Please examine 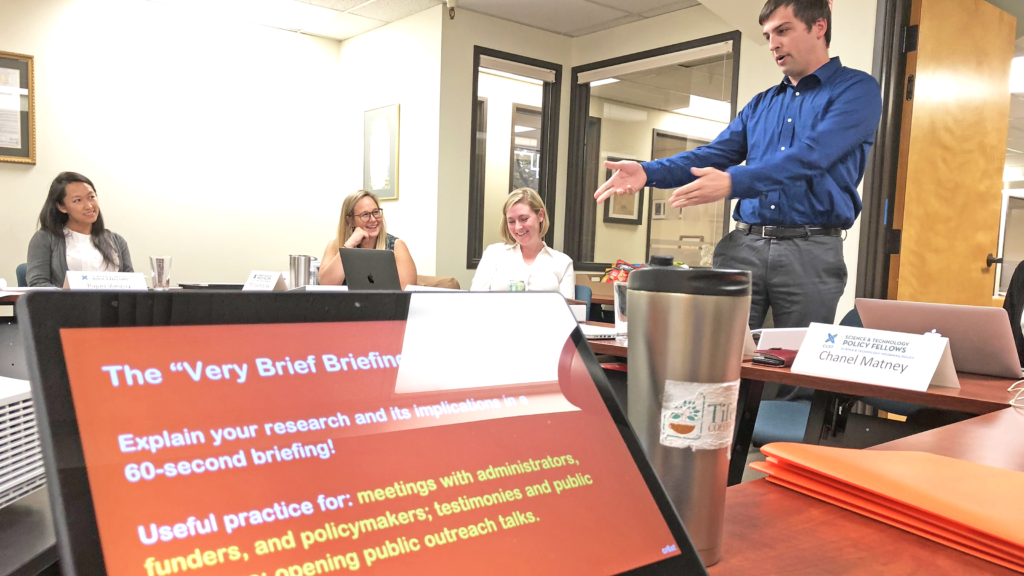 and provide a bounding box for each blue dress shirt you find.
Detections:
[641,57,882,229]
